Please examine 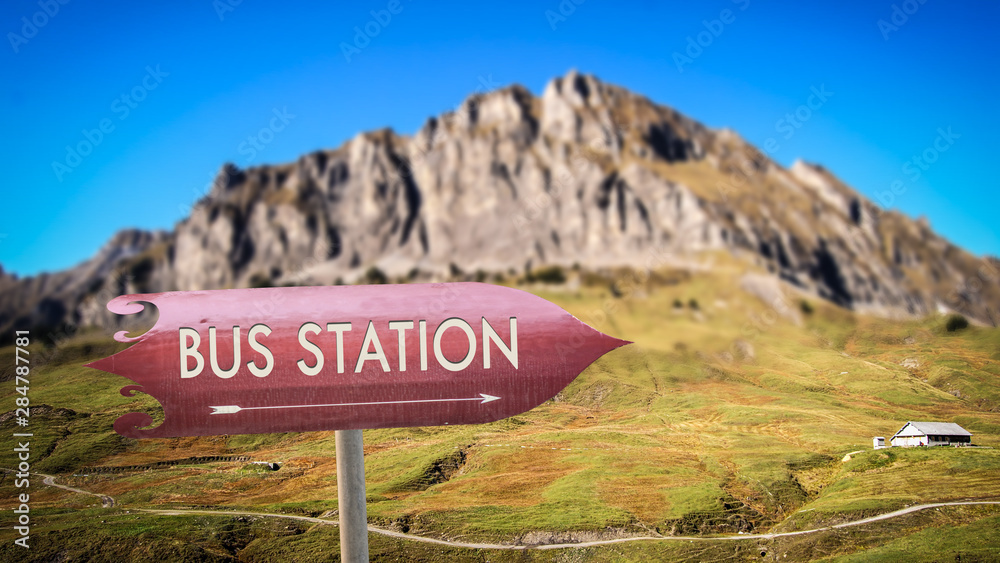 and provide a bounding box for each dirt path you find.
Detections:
[138,501,1000,550]
[2,468,114,508]
[41,474,115,508]
[32,471,1000,550]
